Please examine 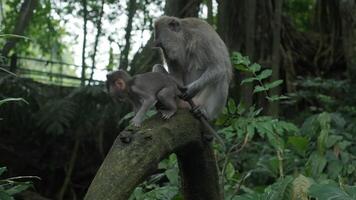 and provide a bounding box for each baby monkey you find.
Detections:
[106,70,181,127]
